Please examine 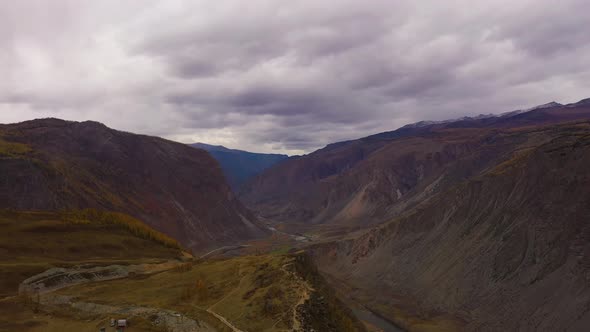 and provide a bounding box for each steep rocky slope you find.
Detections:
[191,143,288,190]
[241,99,590,229]
[311,122,590,331]
[241,99,590,331]
[0,119,267,250]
